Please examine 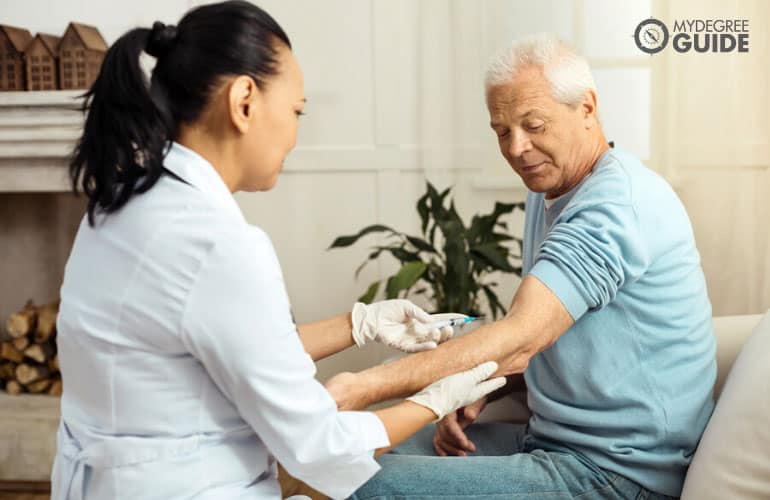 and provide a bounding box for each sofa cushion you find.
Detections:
[681,309,770,499]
